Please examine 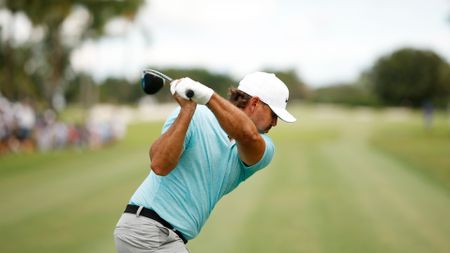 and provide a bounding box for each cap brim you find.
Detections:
[270,106,296,123]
